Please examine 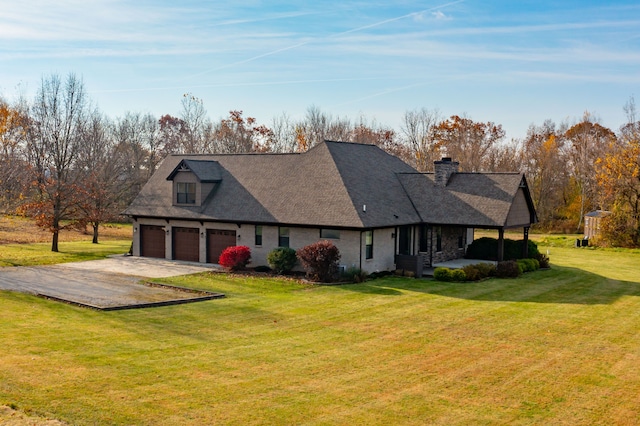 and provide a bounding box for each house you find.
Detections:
[124,141,537,274]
